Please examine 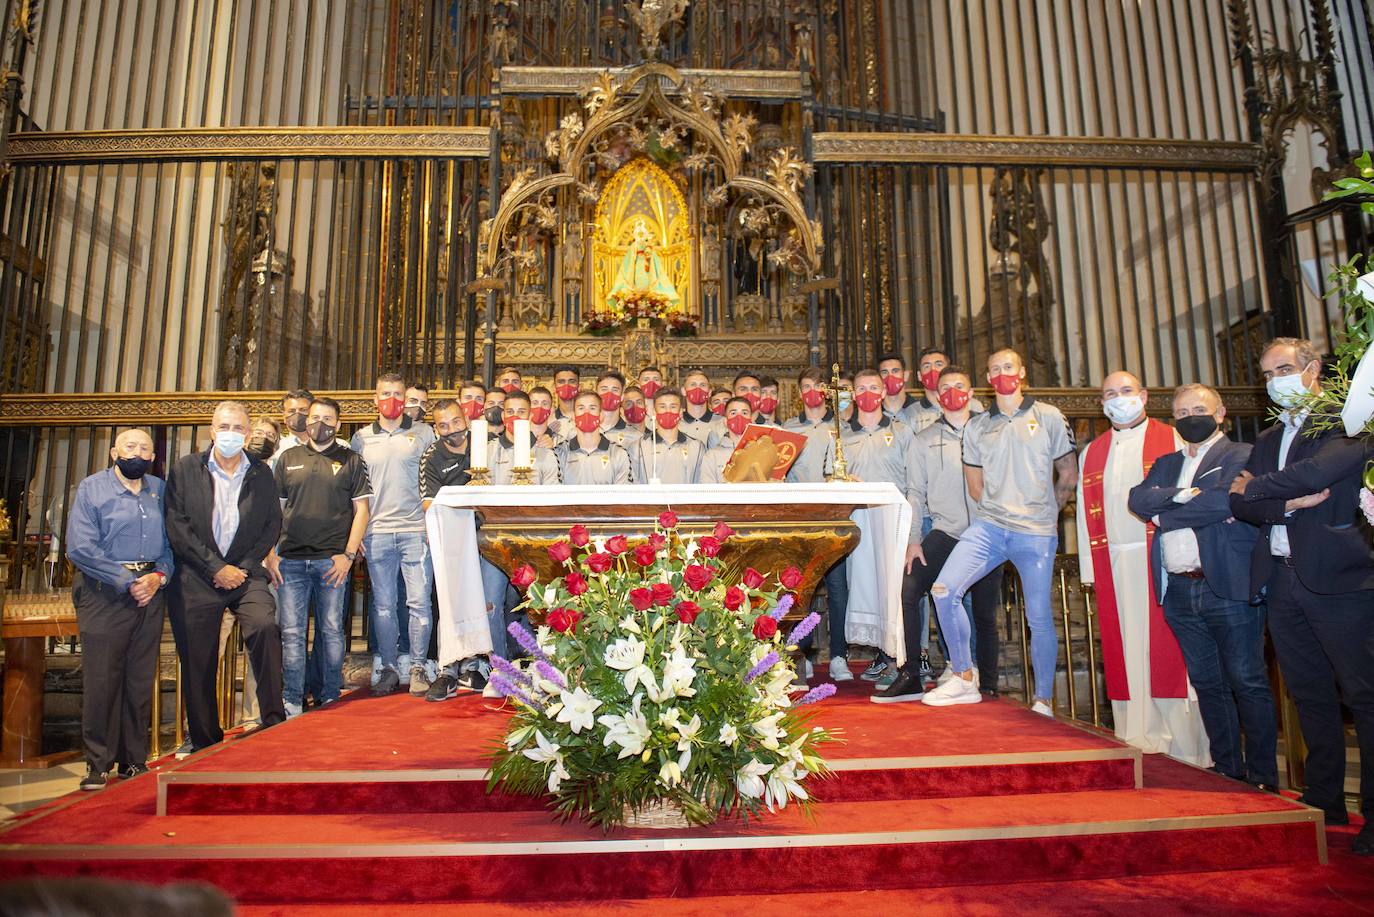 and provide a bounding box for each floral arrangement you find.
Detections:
[486,513,836,829]
[580,291,698,336]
